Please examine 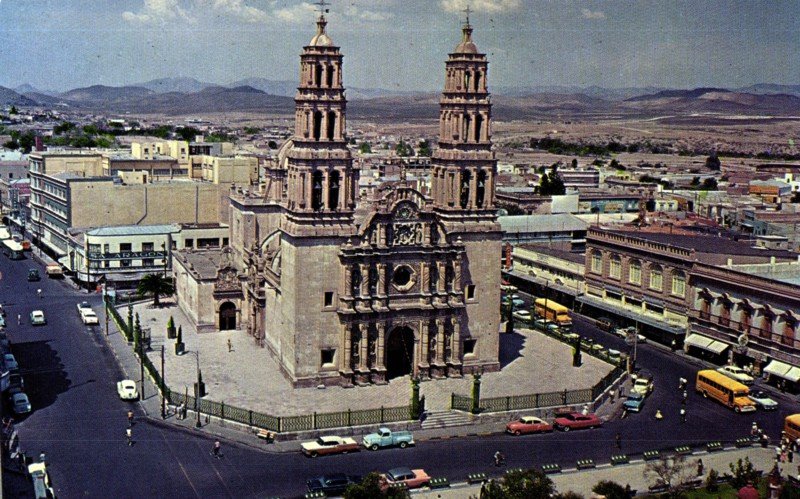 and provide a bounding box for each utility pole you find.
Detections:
[160,345,166,419]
